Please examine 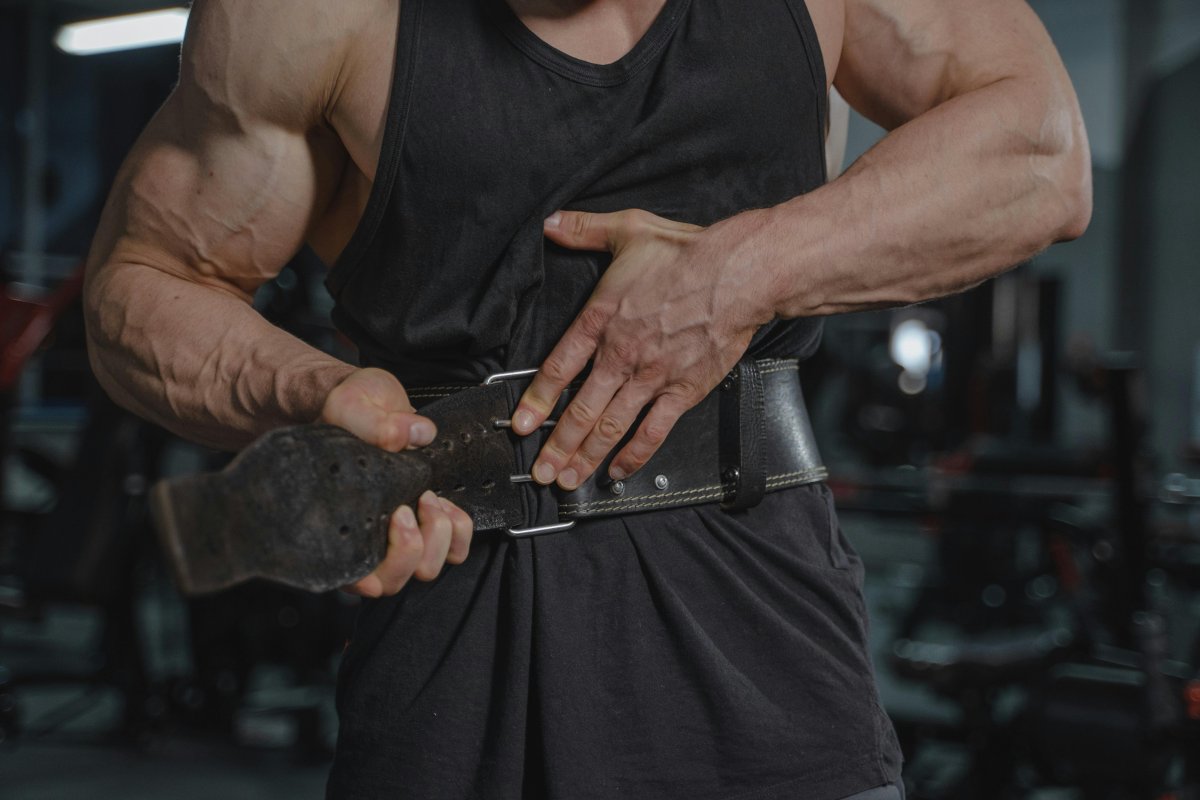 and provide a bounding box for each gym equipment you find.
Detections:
[882,357,1200,799]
